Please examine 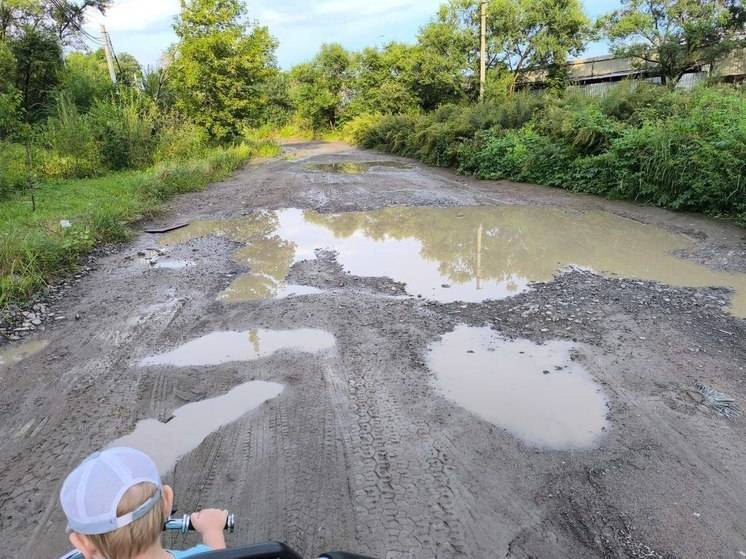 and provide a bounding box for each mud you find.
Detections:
[304,161,412,174]
[1,142,745,559]
[427,325,608,449]
[0,339,48,368]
